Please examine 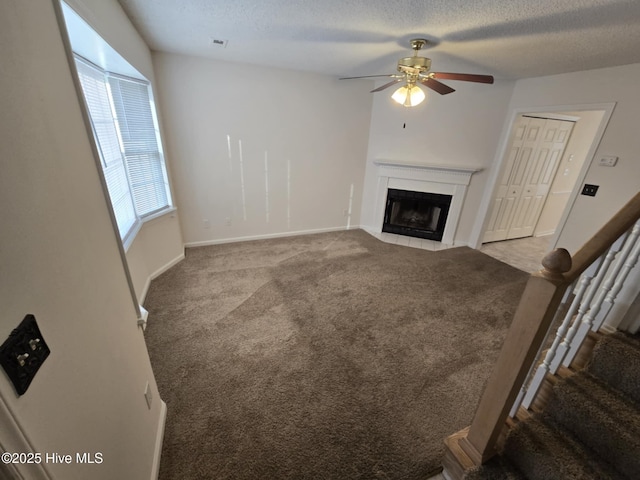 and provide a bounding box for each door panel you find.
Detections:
[484,116,541,242]
[484,116,575,243]
[507,119,574,239]
[483,126,526,242]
